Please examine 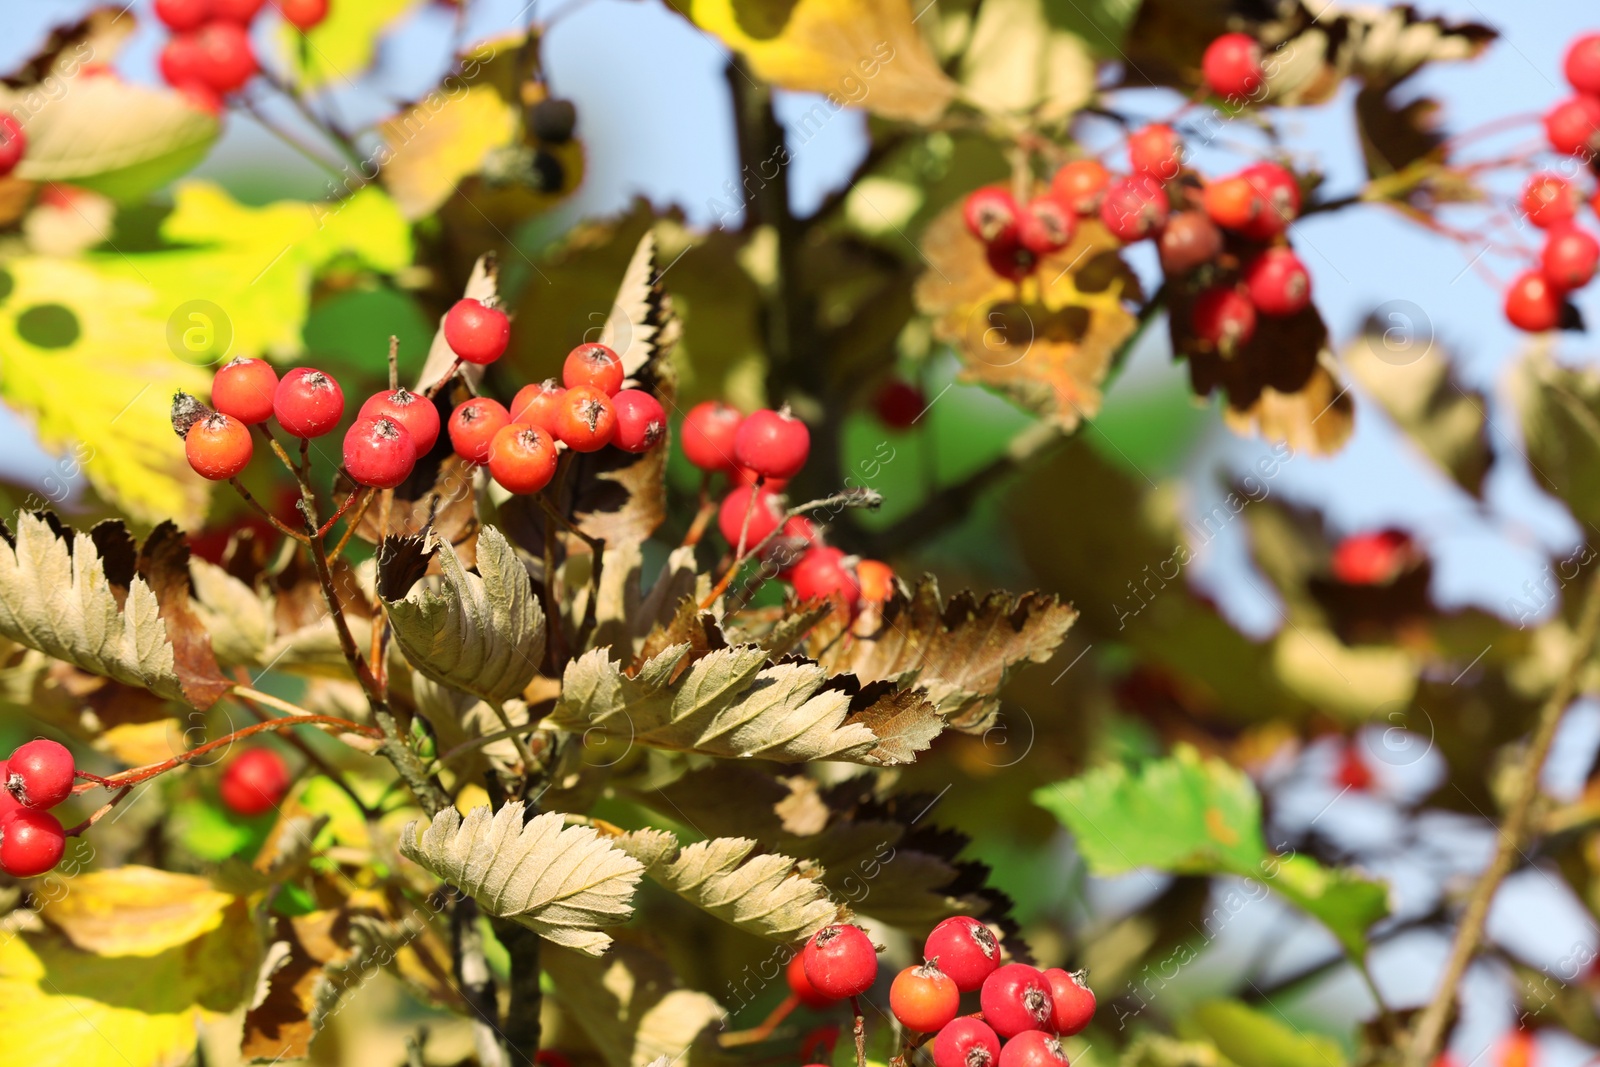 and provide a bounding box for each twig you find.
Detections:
[230,478,310,544]
[850,995,868,1067]
[231,671,375,817]
[1405,565,1600,1067]
[492,919,544,1067]
[492,701,541,773]
[453,894,508,1067]
[330,489,377,559]
[63,785,131,836]
[317,485,367,539]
